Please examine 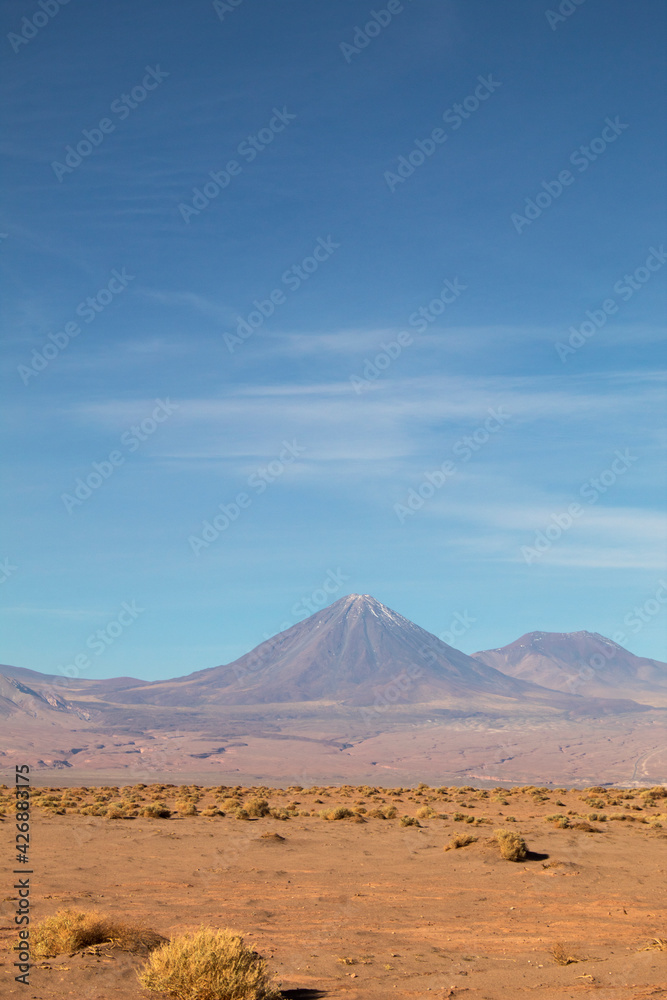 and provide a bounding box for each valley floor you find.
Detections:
[1,783,666,999]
